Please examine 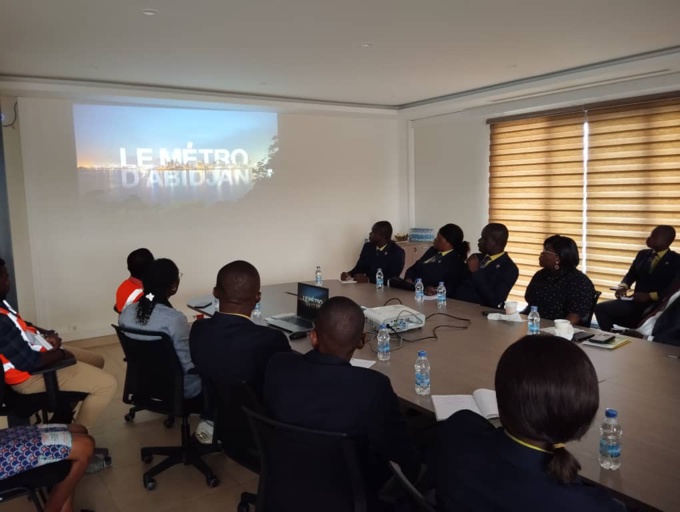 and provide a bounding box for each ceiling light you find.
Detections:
[361,43,373,48]
[141,9,158,16]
